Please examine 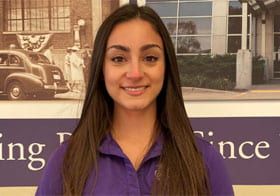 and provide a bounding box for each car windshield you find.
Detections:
[28,54,51,64]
